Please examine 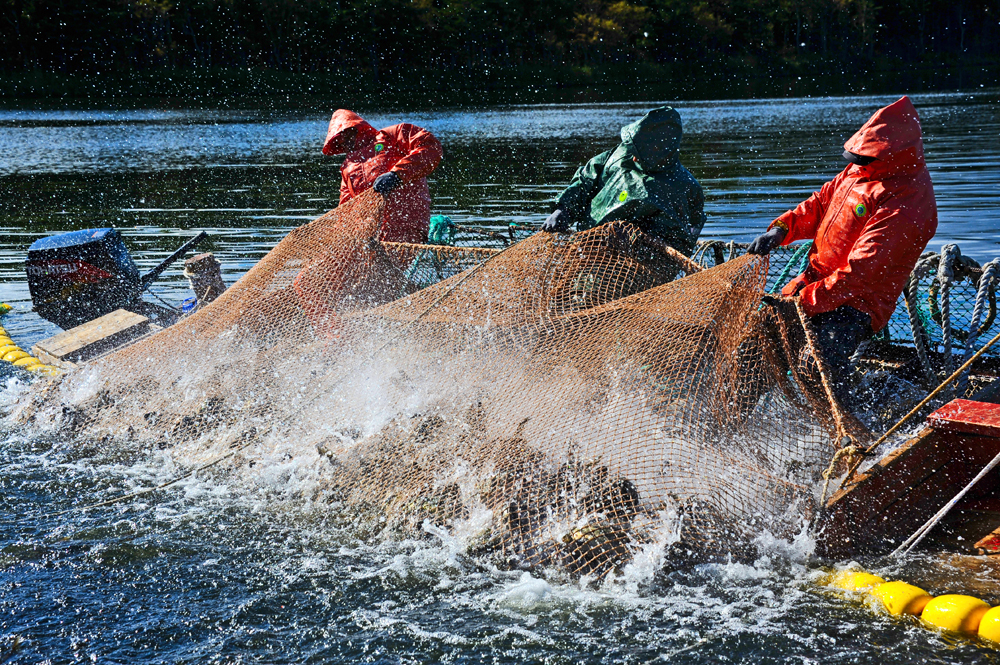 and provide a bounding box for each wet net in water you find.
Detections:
[20,192,854,577]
